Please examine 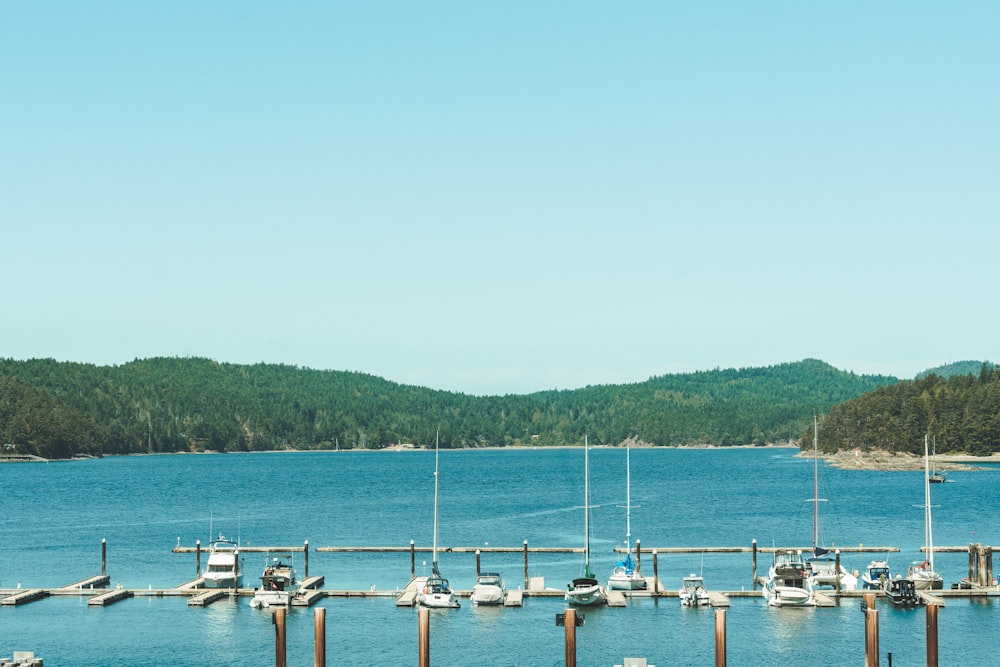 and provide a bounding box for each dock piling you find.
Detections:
[418,606,429,667]
[751,540,757,588]
[314,607,326,667]
[652,550,659,598]
[475,549,481,577]
[523,540,529,590]
[305,540,310,579]
[102,538,107,577]
[563,608,578,667]
[273,607,286,667]
[635,539,641,574]
[835,550,842,595]
[714,609,726,667]
[864,593,879,667]
[926,603,938,667]
[410,540,416,579]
